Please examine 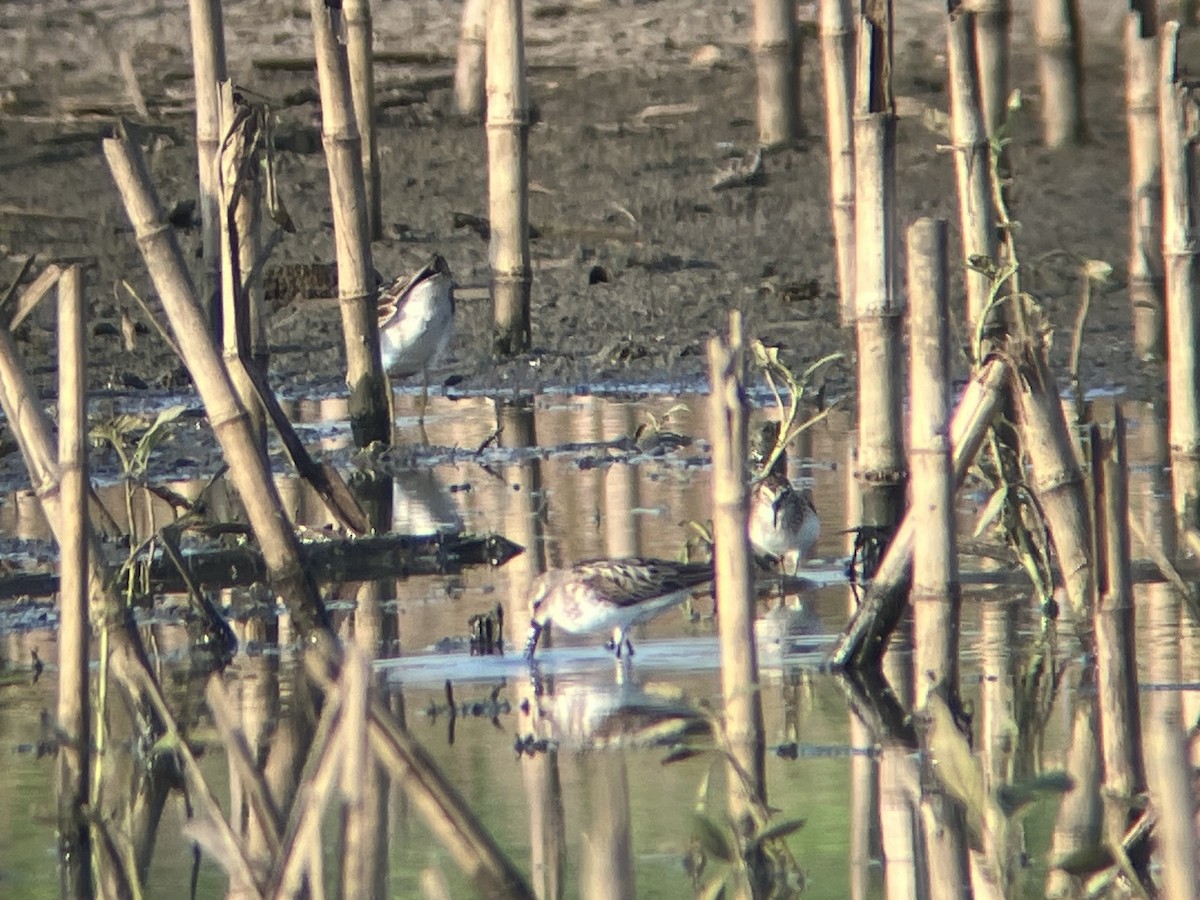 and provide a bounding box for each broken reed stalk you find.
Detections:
[707,312,768,876]
[1032,0,1085,146]
[963,0,1010,134]
[831,357,1008,669]
[1125,3,1164,360]
[455,0,488,117]
[1011,347,1093,641]
[752,0,799,147]
[947,6,1000,337]
[310,0,390,447]
[187,0,228,336]
[1090,414,1147,852]
[103,128,330,636]
[1160,21,1200,530]
[486,0,532,356]
[908,220,959,706]
[56,264,92,900]
[853,4,905,565]
[819,0,855,327]
[218,82,267,446]
[345,0,382,240]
